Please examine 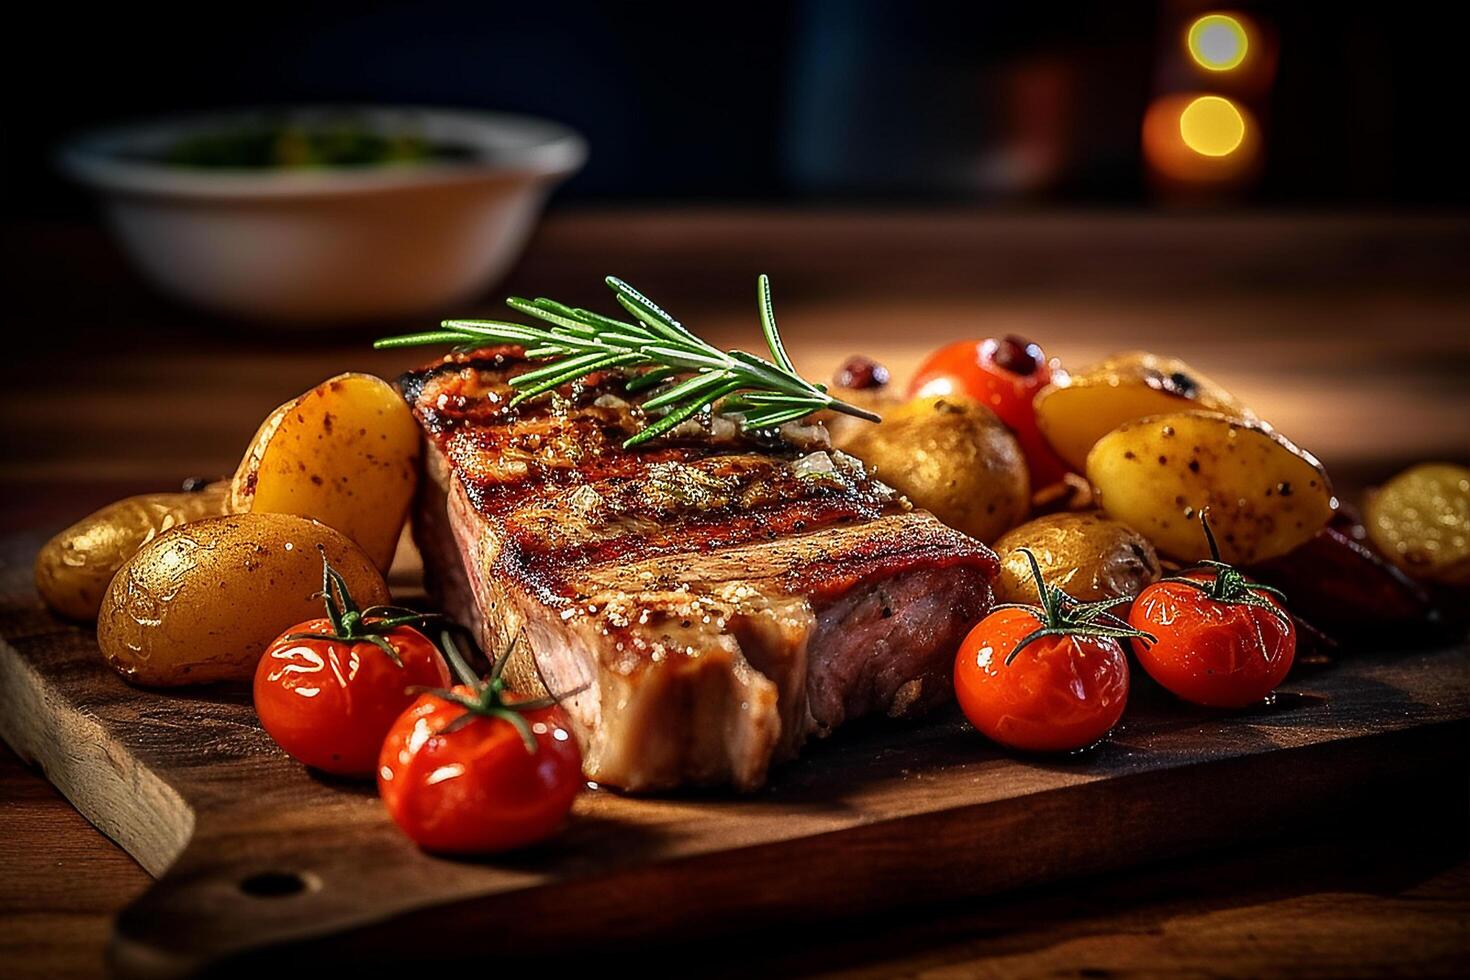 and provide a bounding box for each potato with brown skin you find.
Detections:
[34,483,230,620]
[97,514,389,686]
[993,512,1161,605]
[231,373,420,573]
[1365,463,1470,585]
[831,394,1029,543]
[1087,411,1334,565]
[1035,351,1254,472]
